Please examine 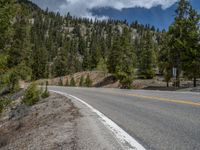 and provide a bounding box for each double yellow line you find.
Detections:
[126,93,200,106]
